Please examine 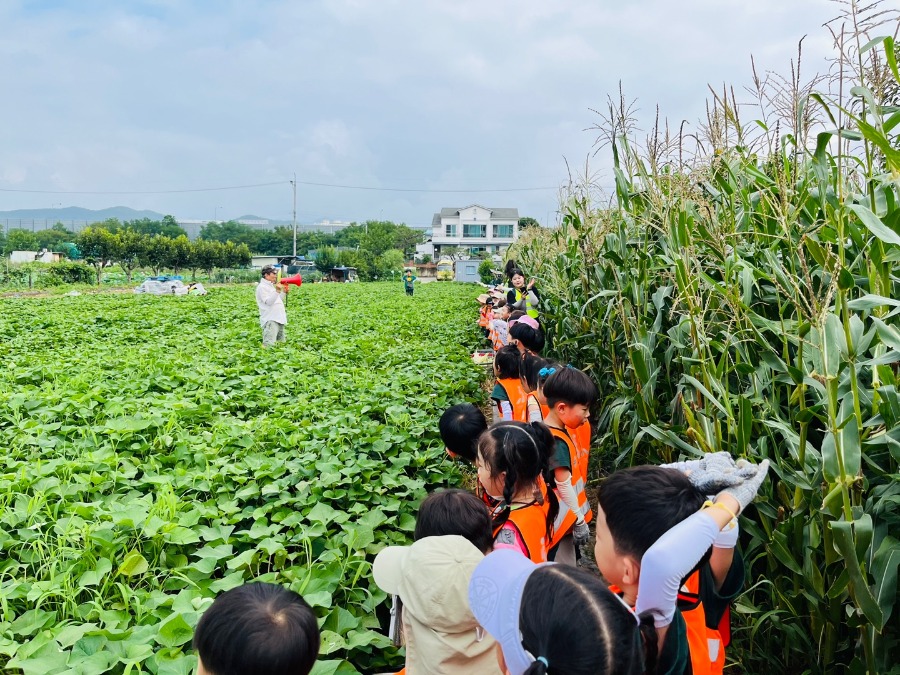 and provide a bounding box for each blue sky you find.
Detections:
[0,0,840,226]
